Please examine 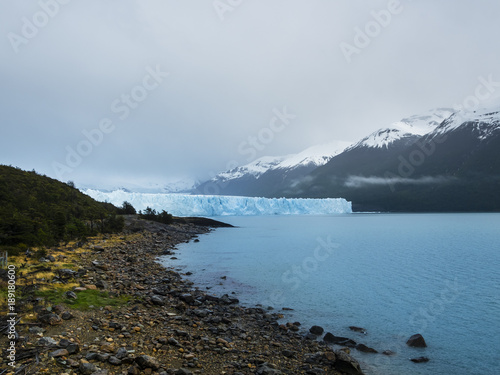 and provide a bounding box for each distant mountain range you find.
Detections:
[194,140,351,197]
[80,177,200,195]
[194,106,500,212]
